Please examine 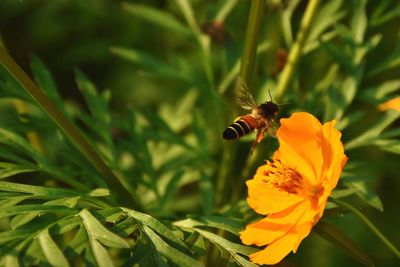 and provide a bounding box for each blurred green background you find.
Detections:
[0,0,399,266]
